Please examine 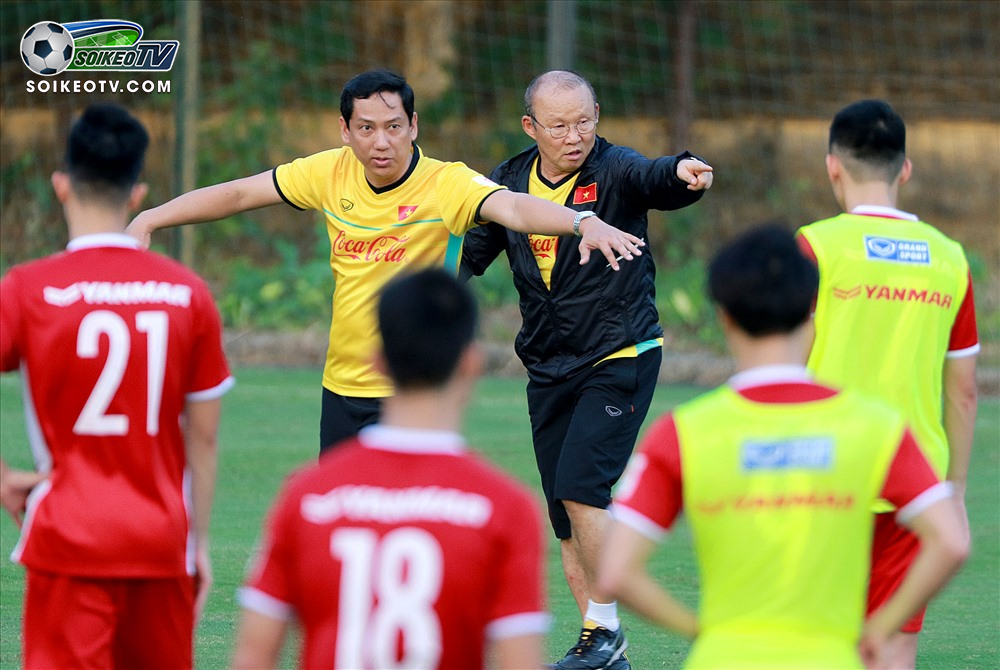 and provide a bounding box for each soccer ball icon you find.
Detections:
[21,22,74,76]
